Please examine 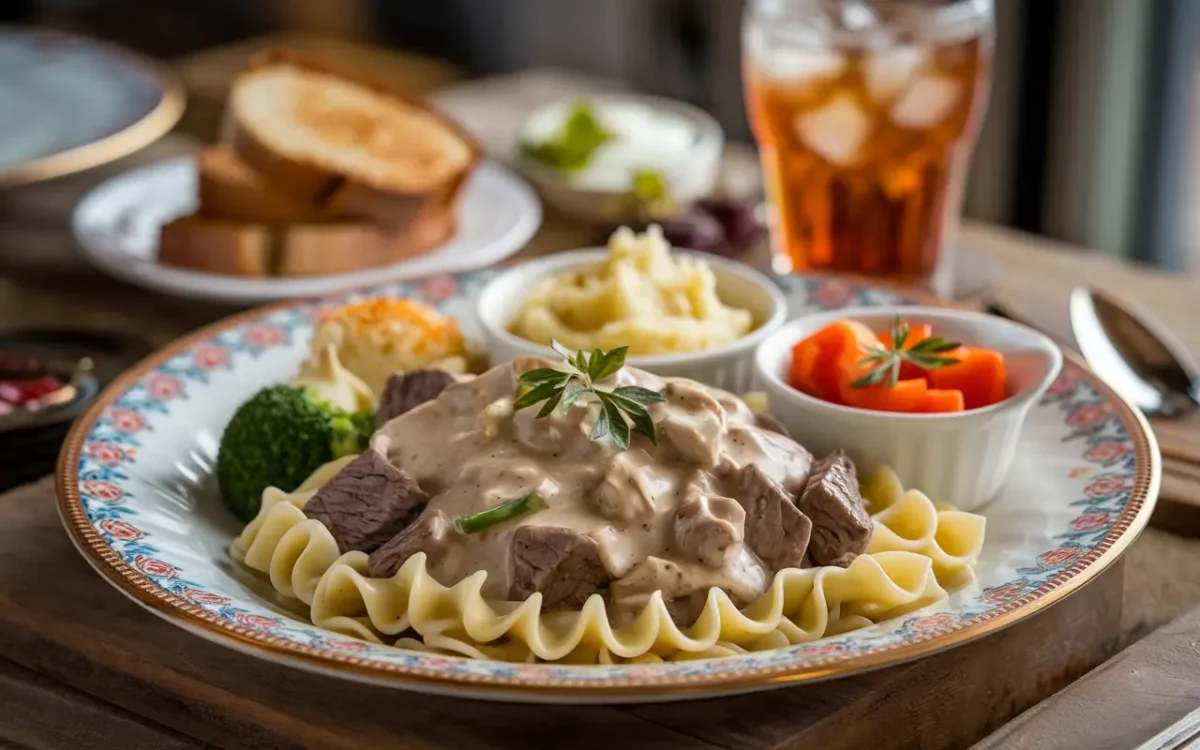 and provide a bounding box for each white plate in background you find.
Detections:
[0,26,183,187]
[71,156,543,305]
